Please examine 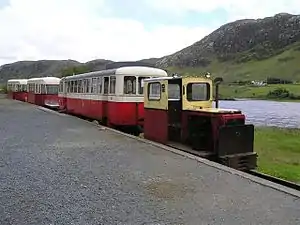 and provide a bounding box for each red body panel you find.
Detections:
[58,96,67,111]
[14,92,28,102]
[61,97,144,128]
[65,98,105,120]
[27,93,59,107]
[144,108,246,150]
[144,109,168,144]
[107,102,143,126]
[44,95,59,107]
[27,92,36,104]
